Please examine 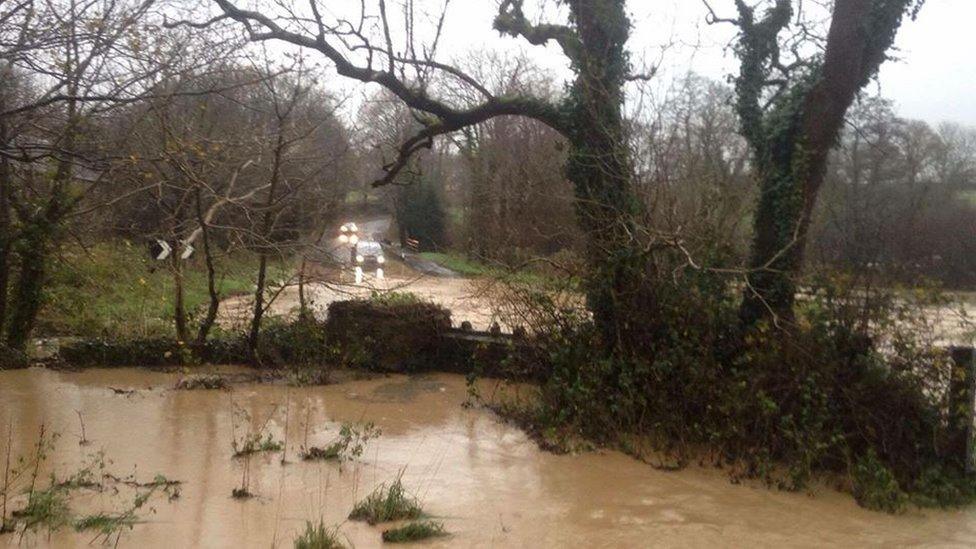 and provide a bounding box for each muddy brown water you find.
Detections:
[1,368,974,548]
